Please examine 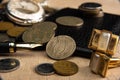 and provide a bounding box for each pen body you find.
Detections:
[0,42,16,53]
